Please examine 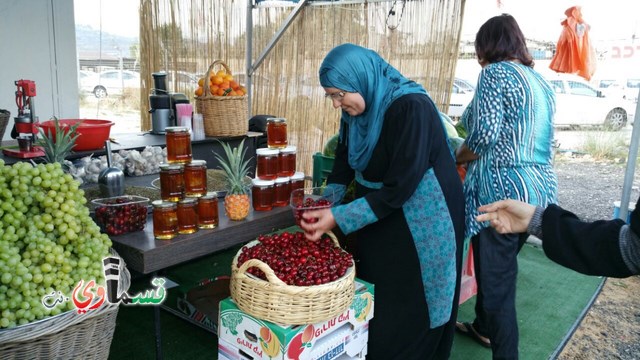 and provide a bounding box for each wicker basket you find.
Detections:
[0,250,131,360]
[230,232,356,325]
[0,109,10,140]
[195,60,248,137]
